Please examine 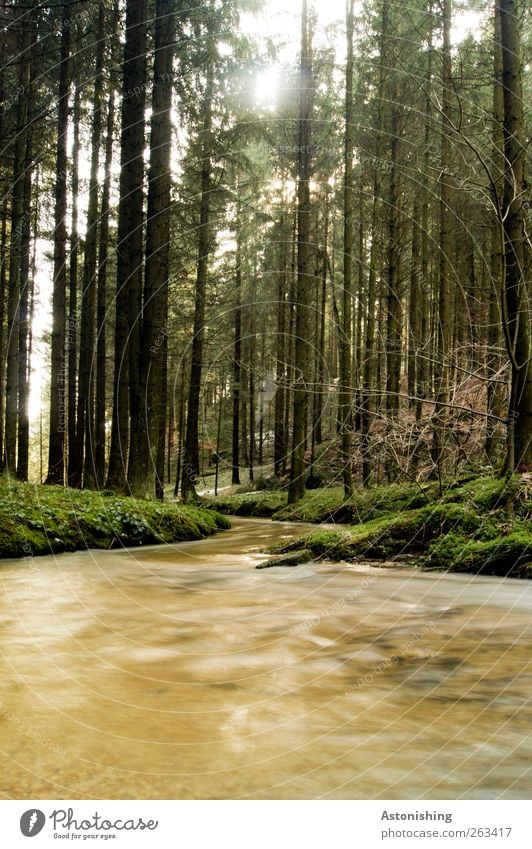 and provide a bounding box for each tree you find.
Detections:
[106,0,148,491]
[288,0,314,504]
[46,0,72,485]
[339,0,355,498]
[499,0,531,471]
[129,0,175,498]
[181,6,216,503]
[431,0,453,483]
